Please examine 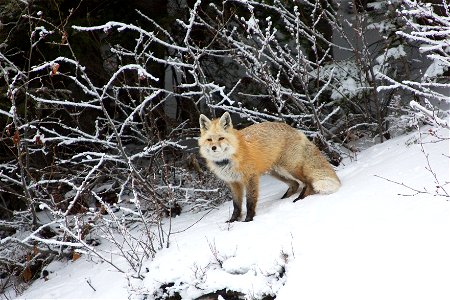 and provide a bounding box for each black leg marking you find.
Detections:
[244,177,258,222]
[227,201,241,223]
[293,186,307,202]
[244,206,255,222]
[227,182,243,222]
[270,171,299,199]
